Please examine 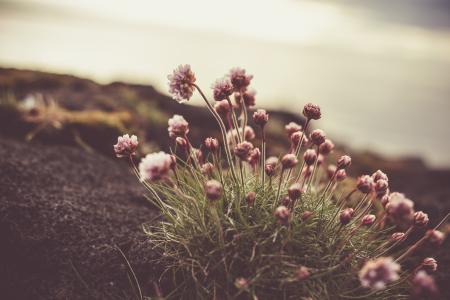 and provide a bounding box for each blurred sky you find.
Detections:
[1,0,450,167]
